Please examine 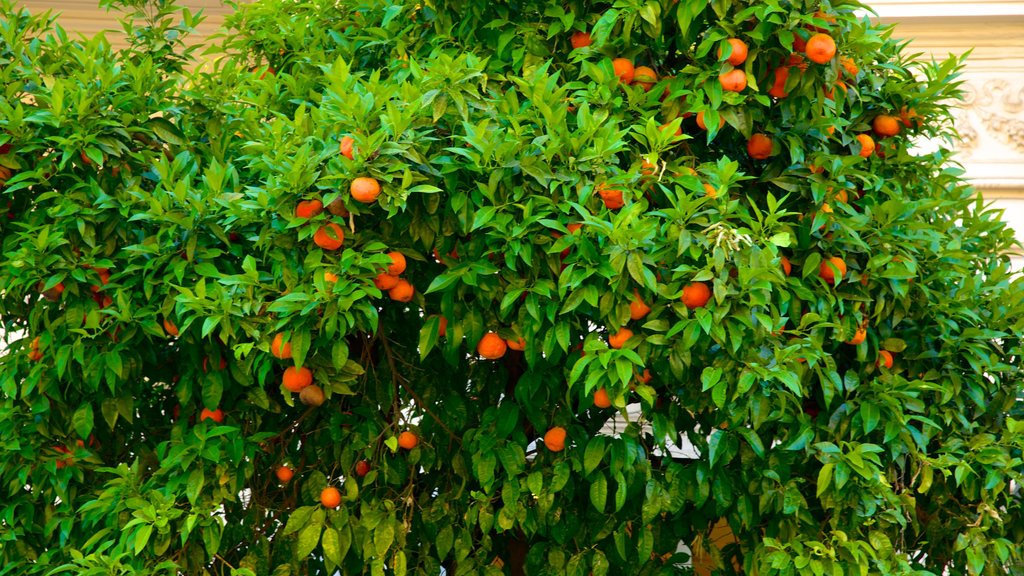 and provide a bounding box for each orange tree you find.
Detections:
[1,0,1023,574]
